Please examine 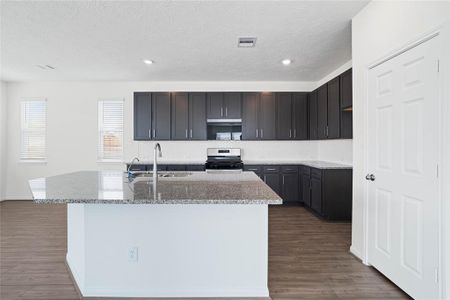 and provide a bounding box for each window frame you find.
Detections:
[19,98,47,163]
[97,98,125,163]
